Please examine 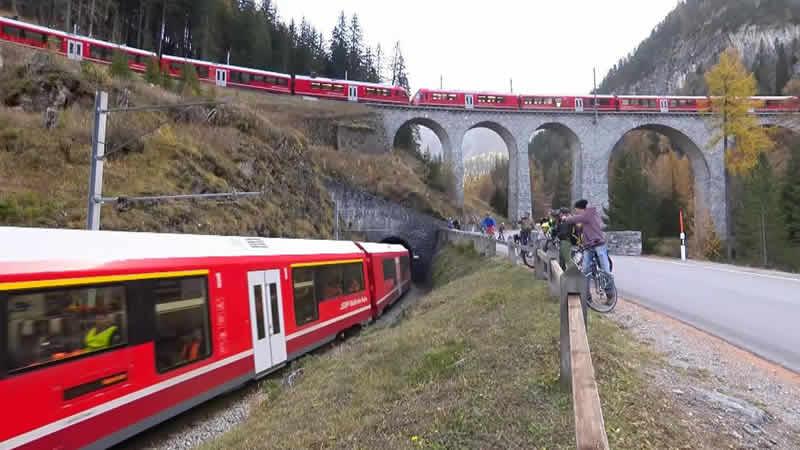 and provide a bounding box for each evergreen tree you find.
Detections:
[775,40,791,95]
[328,11,348,78]
[346,14,364,80]
[783,146,800,245]
[734,153,784,267]
[391,42,417,151]
[605,150,659,240]
[551,160,572,209]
